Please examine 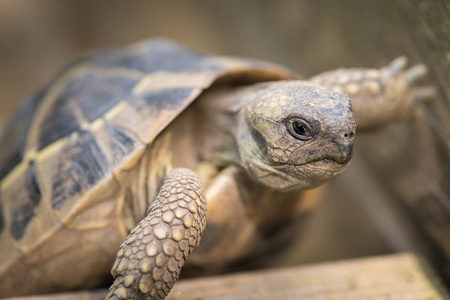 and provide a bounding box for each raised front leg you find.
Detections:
[310,57,436,130]
[106,168,207,300]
